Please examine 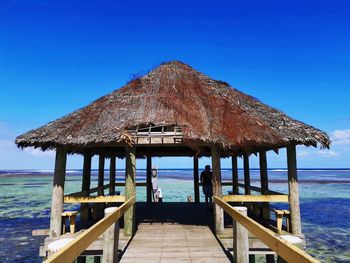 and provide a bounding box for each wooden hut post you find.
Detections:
[259,151,270,220]
[98,154,105,196]
[232,155,239,194]
[49,147,67,237]
[193,156,200,203]
[211,146,224,234]
[243,154,251,195]
[124,145,136,236]
[109,156,116,195]
[259,151,275,263]
[81,151,92,223]
[287,145,302,236]
[146,155,152,203]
